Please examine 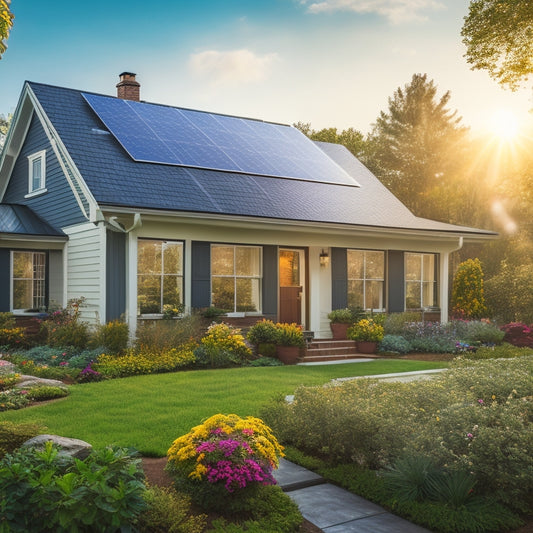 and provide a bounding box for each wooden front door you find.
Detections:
[279,249,304,325]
